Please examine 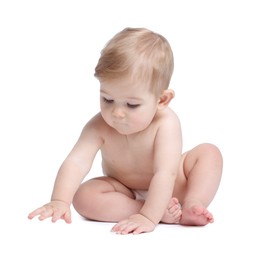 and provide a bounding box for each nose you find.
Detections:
[112,106,125,119]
